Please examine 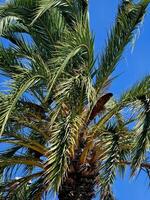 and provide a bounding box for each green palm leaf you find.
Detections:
[0,0,150,199]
